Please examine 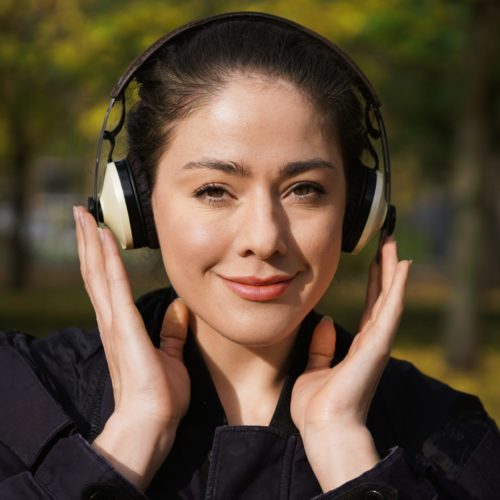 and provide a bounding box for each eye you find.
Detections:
[288,182,326,200]
[193,183,232,206]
